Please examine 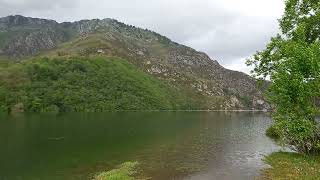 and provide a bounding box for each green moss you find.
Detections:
[262,152,320,180]
[94,162,139,180]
